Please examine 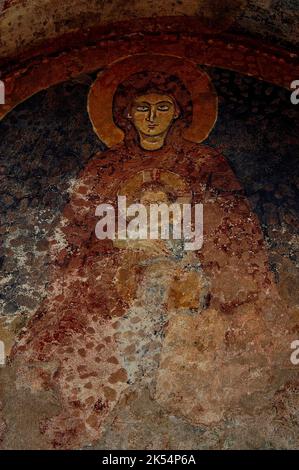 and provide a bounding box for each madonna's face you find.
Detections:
[129,93,178,137]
